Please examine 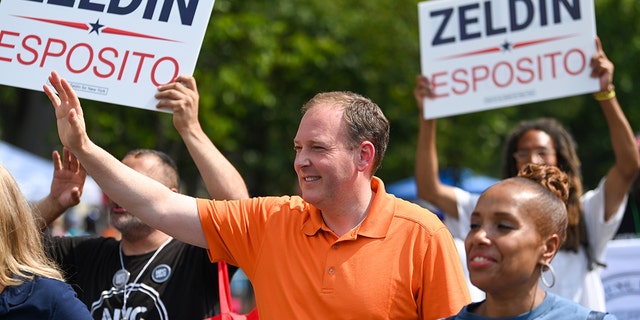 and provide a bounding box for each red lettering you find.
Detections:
[564,48,586,76]
[131,52,154,83]
[95,47,117,78]
[427,48,588,97]
[0,30,182,86]
[67,43,93,73]
[516,57,534,84]
[537,55,543,81]
[117,51,131,81]
[17,35,41,65]
[492,61,513,88]
[40,38,67,67]
[0,30,19,62]
[542,51,562,79]
[451,69,469,95]
[430,71,450,98]
[471,65,489,91]
[151,57,179,86]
